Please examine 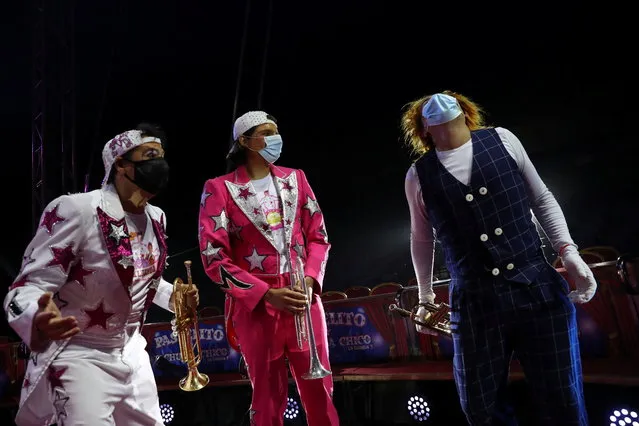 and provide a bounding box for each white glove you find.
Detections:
[415,291,437,336]
[561,249,597,303]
